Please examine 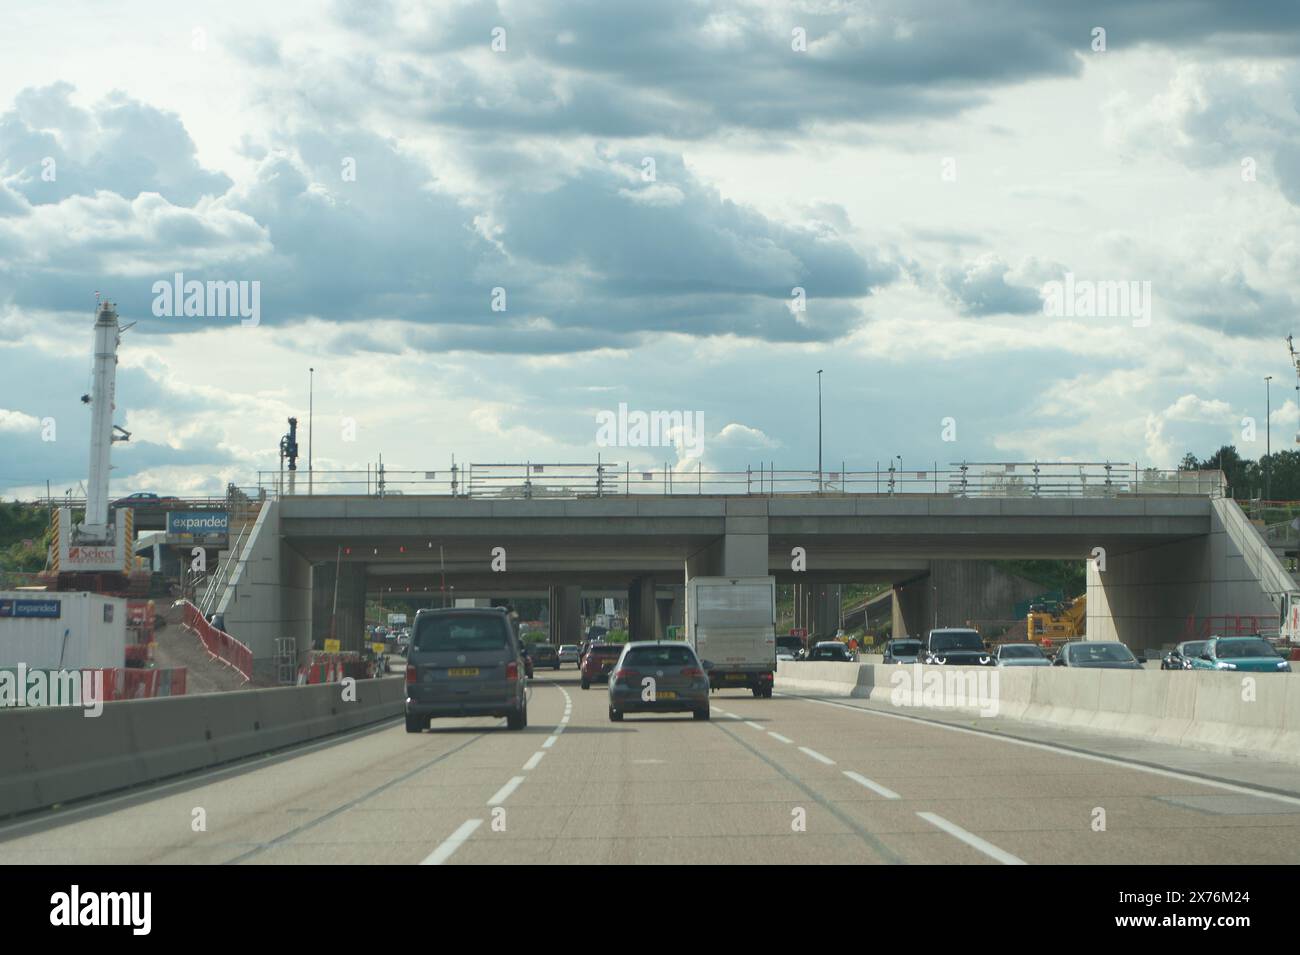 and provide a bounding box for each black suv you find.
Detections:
[921,628,995,666]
